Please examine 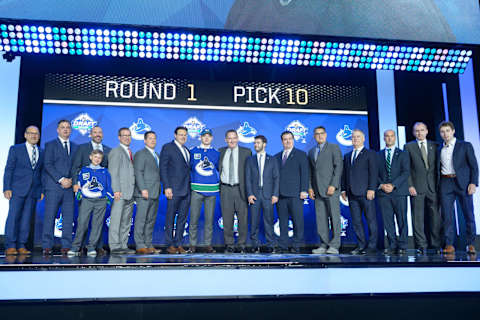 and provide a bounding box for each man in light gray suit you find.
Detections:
[404,122,441,254]
[133,131,161,255]
[308,126,343,254]
[108,127,135,254]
